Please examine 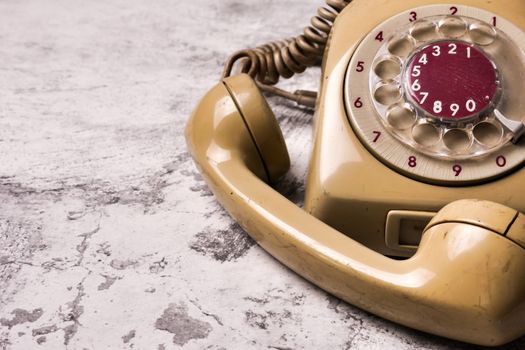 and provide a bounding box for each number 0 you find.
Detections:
[496,155,507,167]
